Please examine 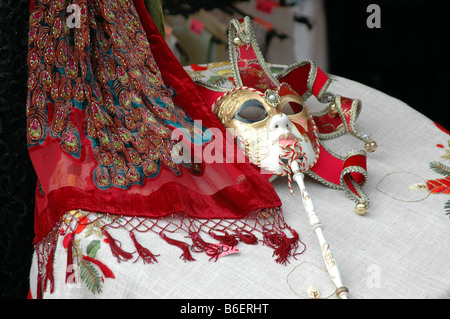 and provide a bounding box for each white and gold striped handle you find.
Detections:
[291,161,349,299]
